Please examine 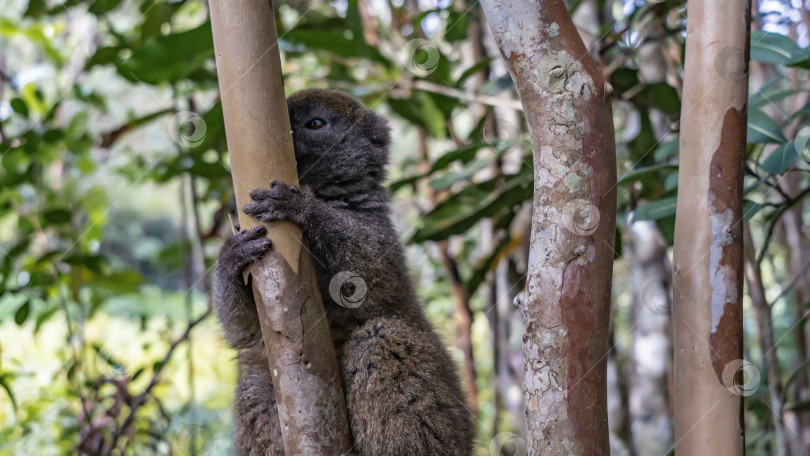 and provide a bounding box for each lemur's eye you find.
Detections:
[305,118,327,130]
